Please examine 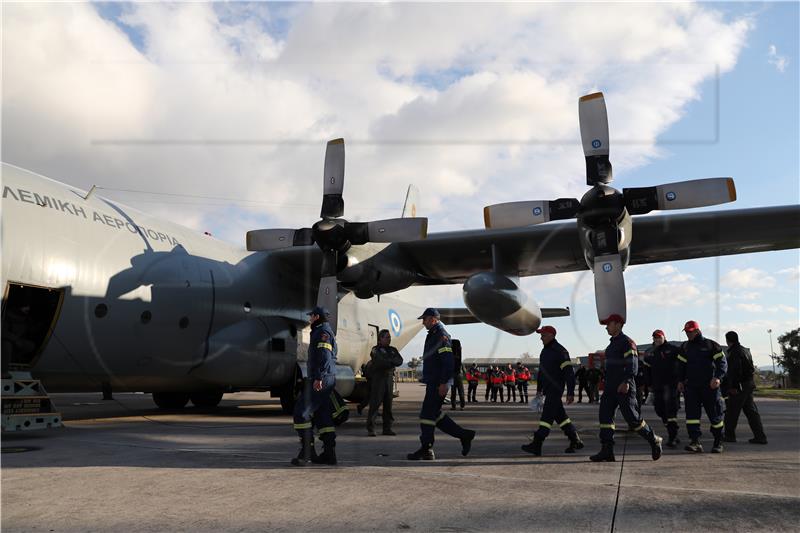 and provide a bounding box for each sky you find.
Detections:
[2,1,798,367]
